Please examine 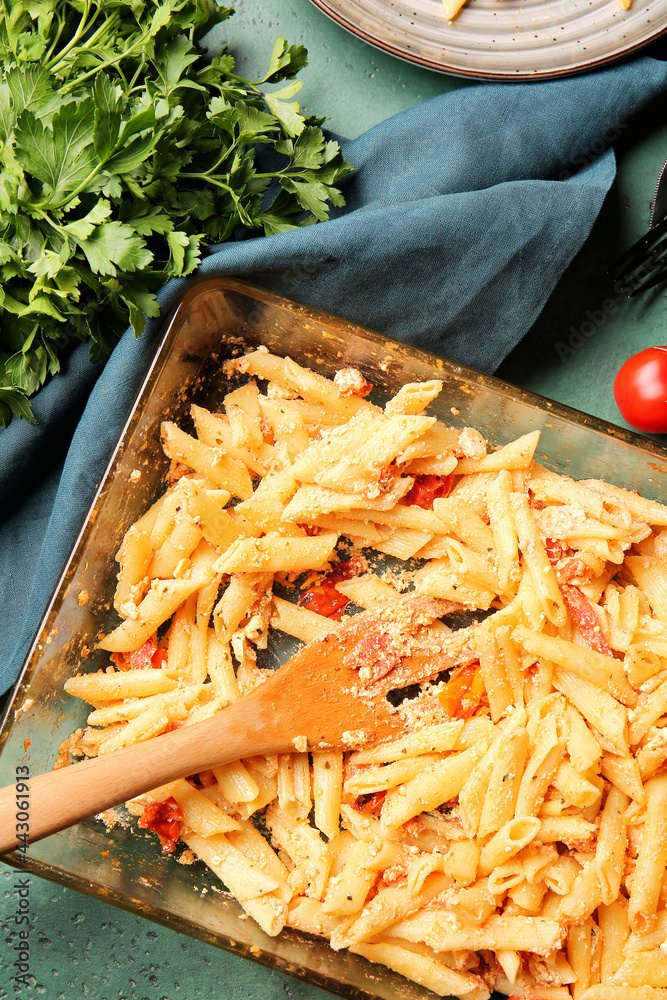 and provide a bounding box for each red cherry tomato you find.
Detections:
[614,347,667,433]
